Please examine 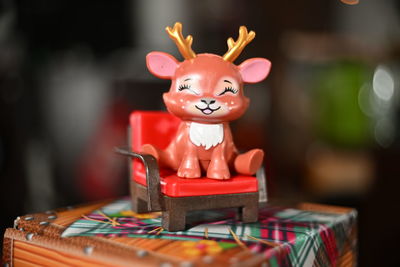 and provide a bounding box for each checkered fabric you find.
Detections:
[62,198,357,266]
